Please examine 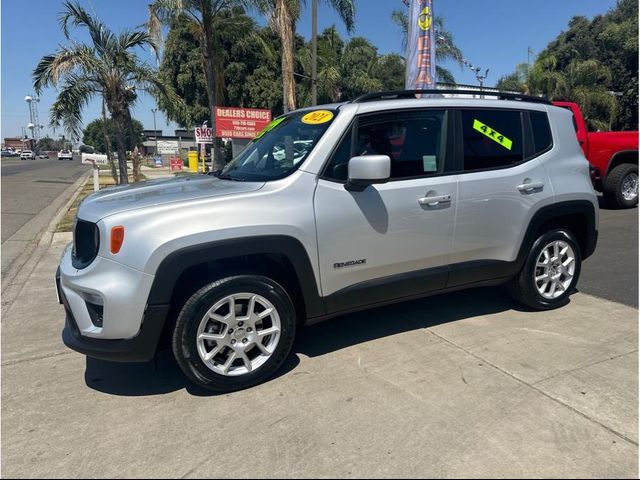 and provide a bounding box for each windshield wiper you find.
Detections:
[212,170,244,182]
